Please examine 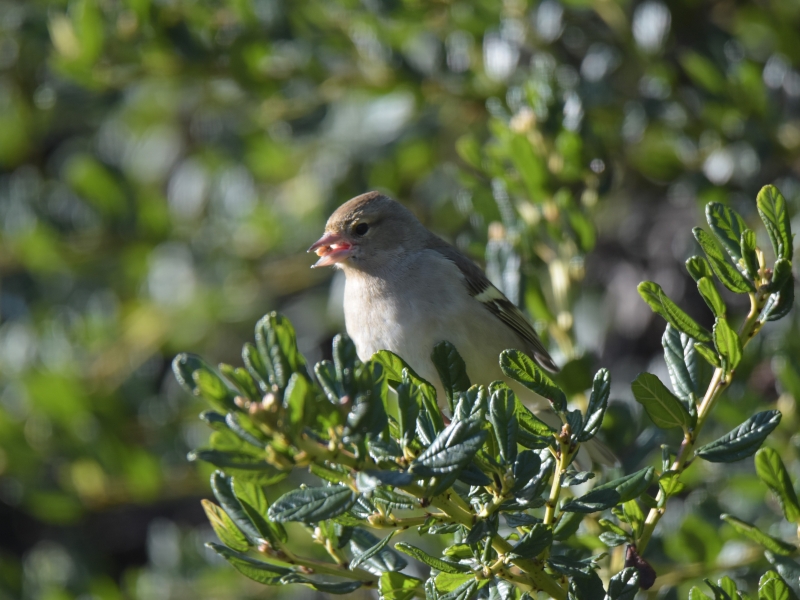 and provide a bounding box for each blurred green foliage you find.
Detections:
[0,0,799,598]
